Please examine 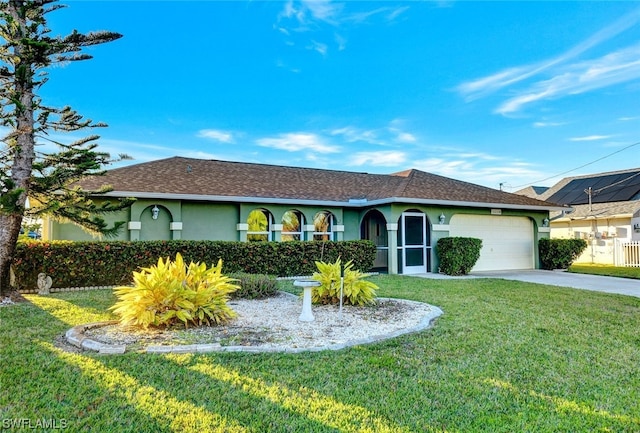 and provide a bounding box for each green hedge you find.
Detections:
[436,237,482,276]
[12,240,376,290]
[539,238,588,270]
[229,273,279,299]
